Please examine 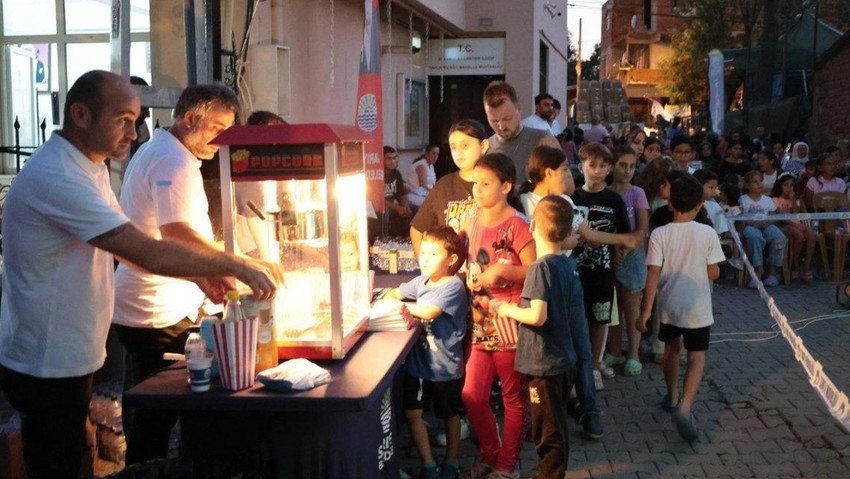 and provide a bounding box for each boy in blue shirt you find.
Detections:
[386,226,469,479]
[491,195,582,478]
